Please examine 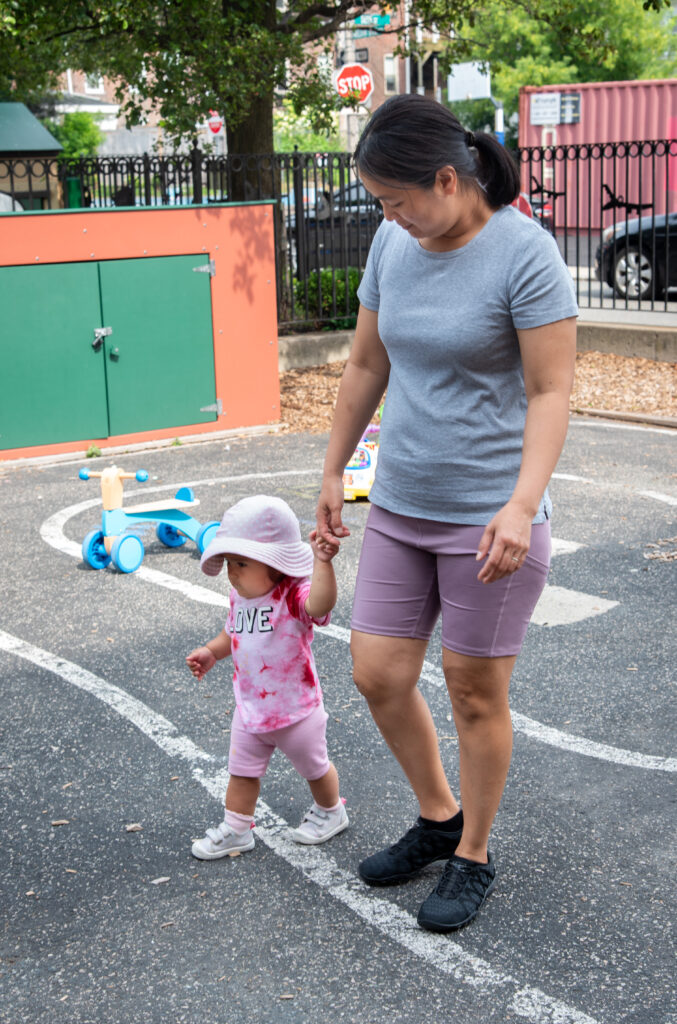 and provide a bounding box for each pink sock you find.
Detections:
[225,809,255,834]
